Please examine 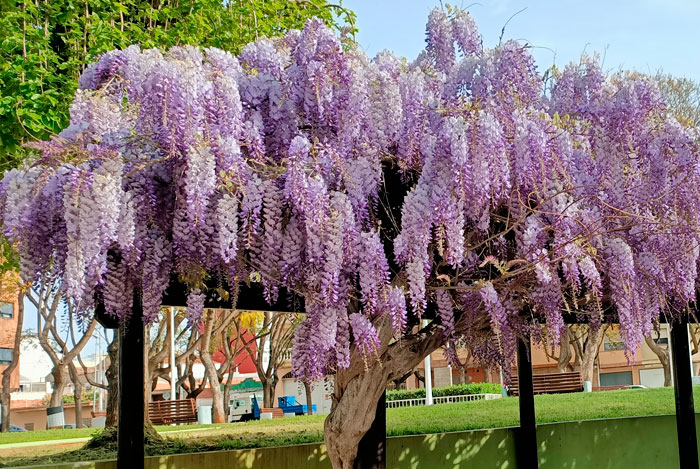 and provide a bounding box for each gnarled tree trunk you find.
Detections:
[324,316,451,469]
